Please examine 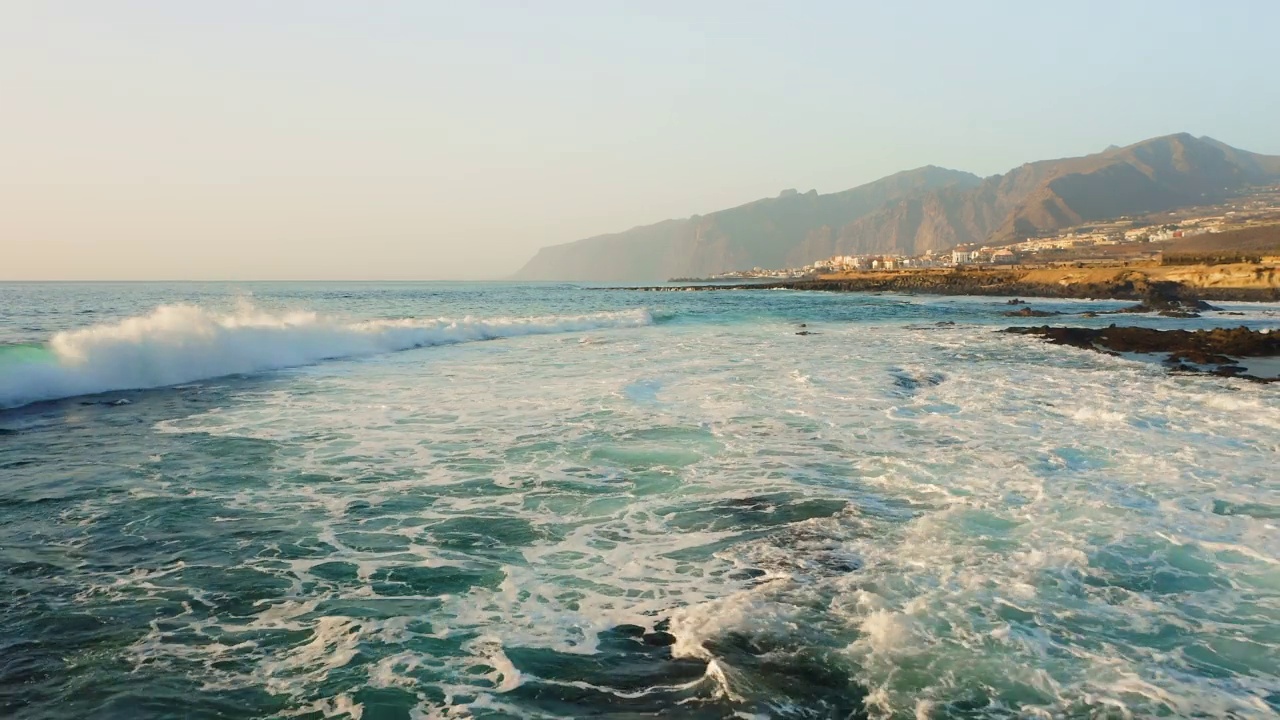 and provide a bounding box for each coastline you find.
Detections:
[622,263,1280,382]
[620,264,1280,303]
[1005,324,1280,383]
